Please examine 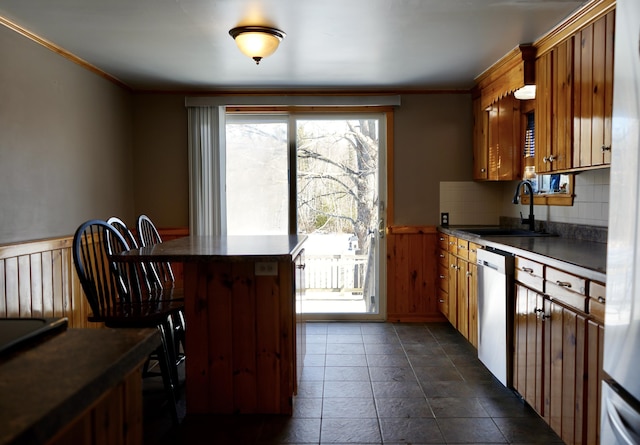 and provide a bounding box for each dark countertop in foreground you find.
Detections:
[440,226,607,282]
[0,328,160,445]
[117,234,308,262]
